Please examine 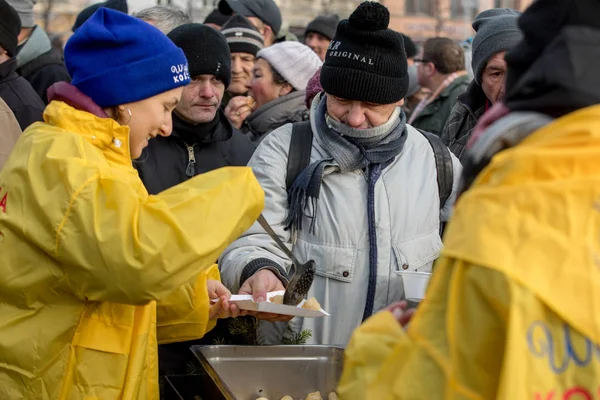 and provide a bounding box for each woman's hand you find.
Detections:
[207,280,241,320]
[385,301,416,327]
[224,96,253,129]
